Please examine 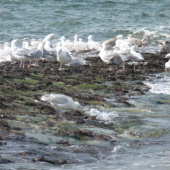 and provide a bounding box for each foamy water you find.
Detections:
[144,73,170,95]
[85,108,119,121]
